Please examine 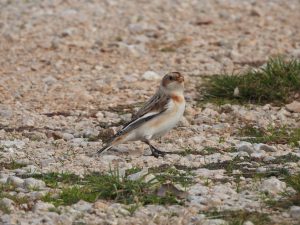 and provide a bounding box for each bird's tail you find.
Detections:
[97,136,124,154]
